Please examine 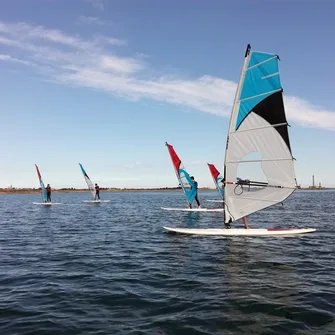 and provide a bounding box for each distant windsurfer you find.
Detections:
[95,183,100,200]
[46,184,51,202]
[221,178,250,229]
[189,176,201,208]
